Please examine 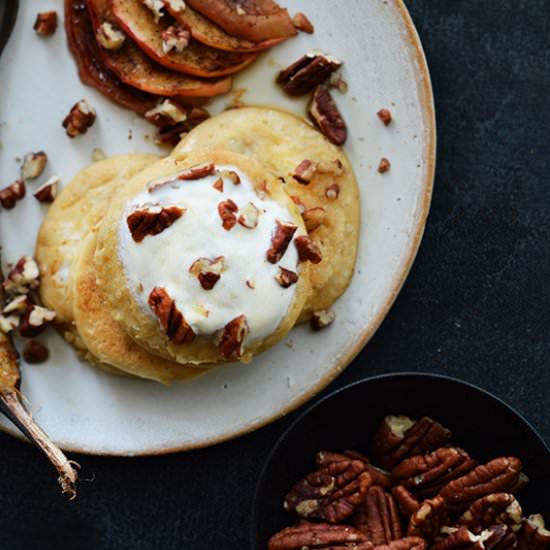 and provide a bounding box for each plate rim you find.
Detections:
[0,0,436,456]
